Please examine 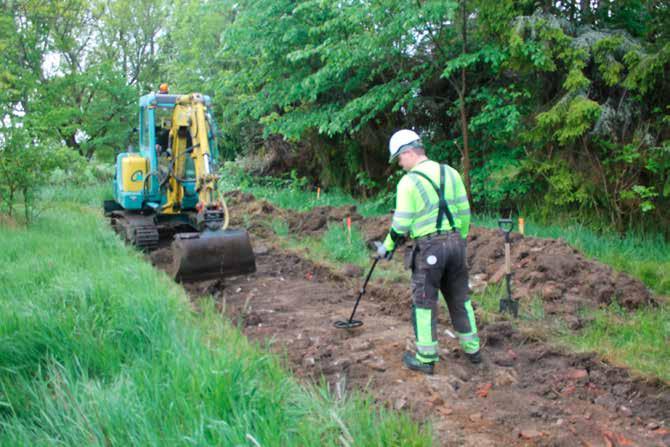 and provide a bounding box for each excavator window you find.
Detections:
[140,106,150,149]
[154,107,172,153]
